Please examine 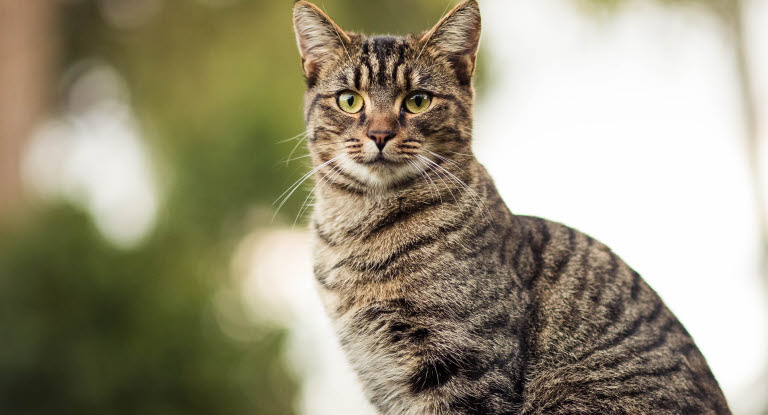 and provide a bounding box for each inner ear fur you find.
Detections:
[293,1,350,82]
[421,0,481,84]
